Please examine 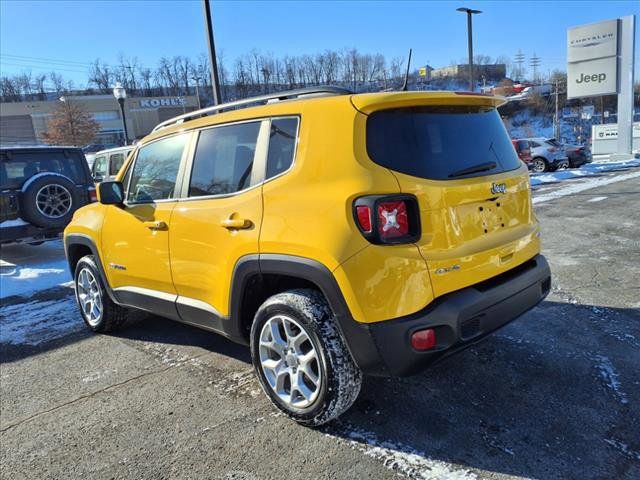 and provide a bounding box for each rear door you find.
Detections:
[366,105,539,297]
